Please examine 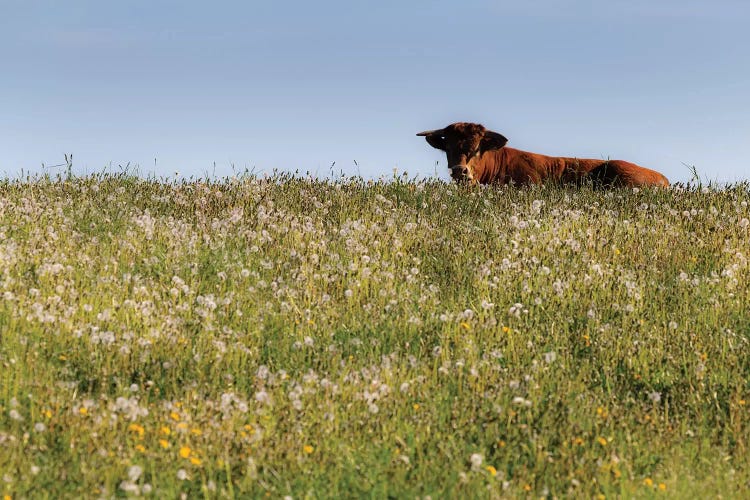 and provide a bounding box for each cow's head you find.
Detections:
[417,122,508,183]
